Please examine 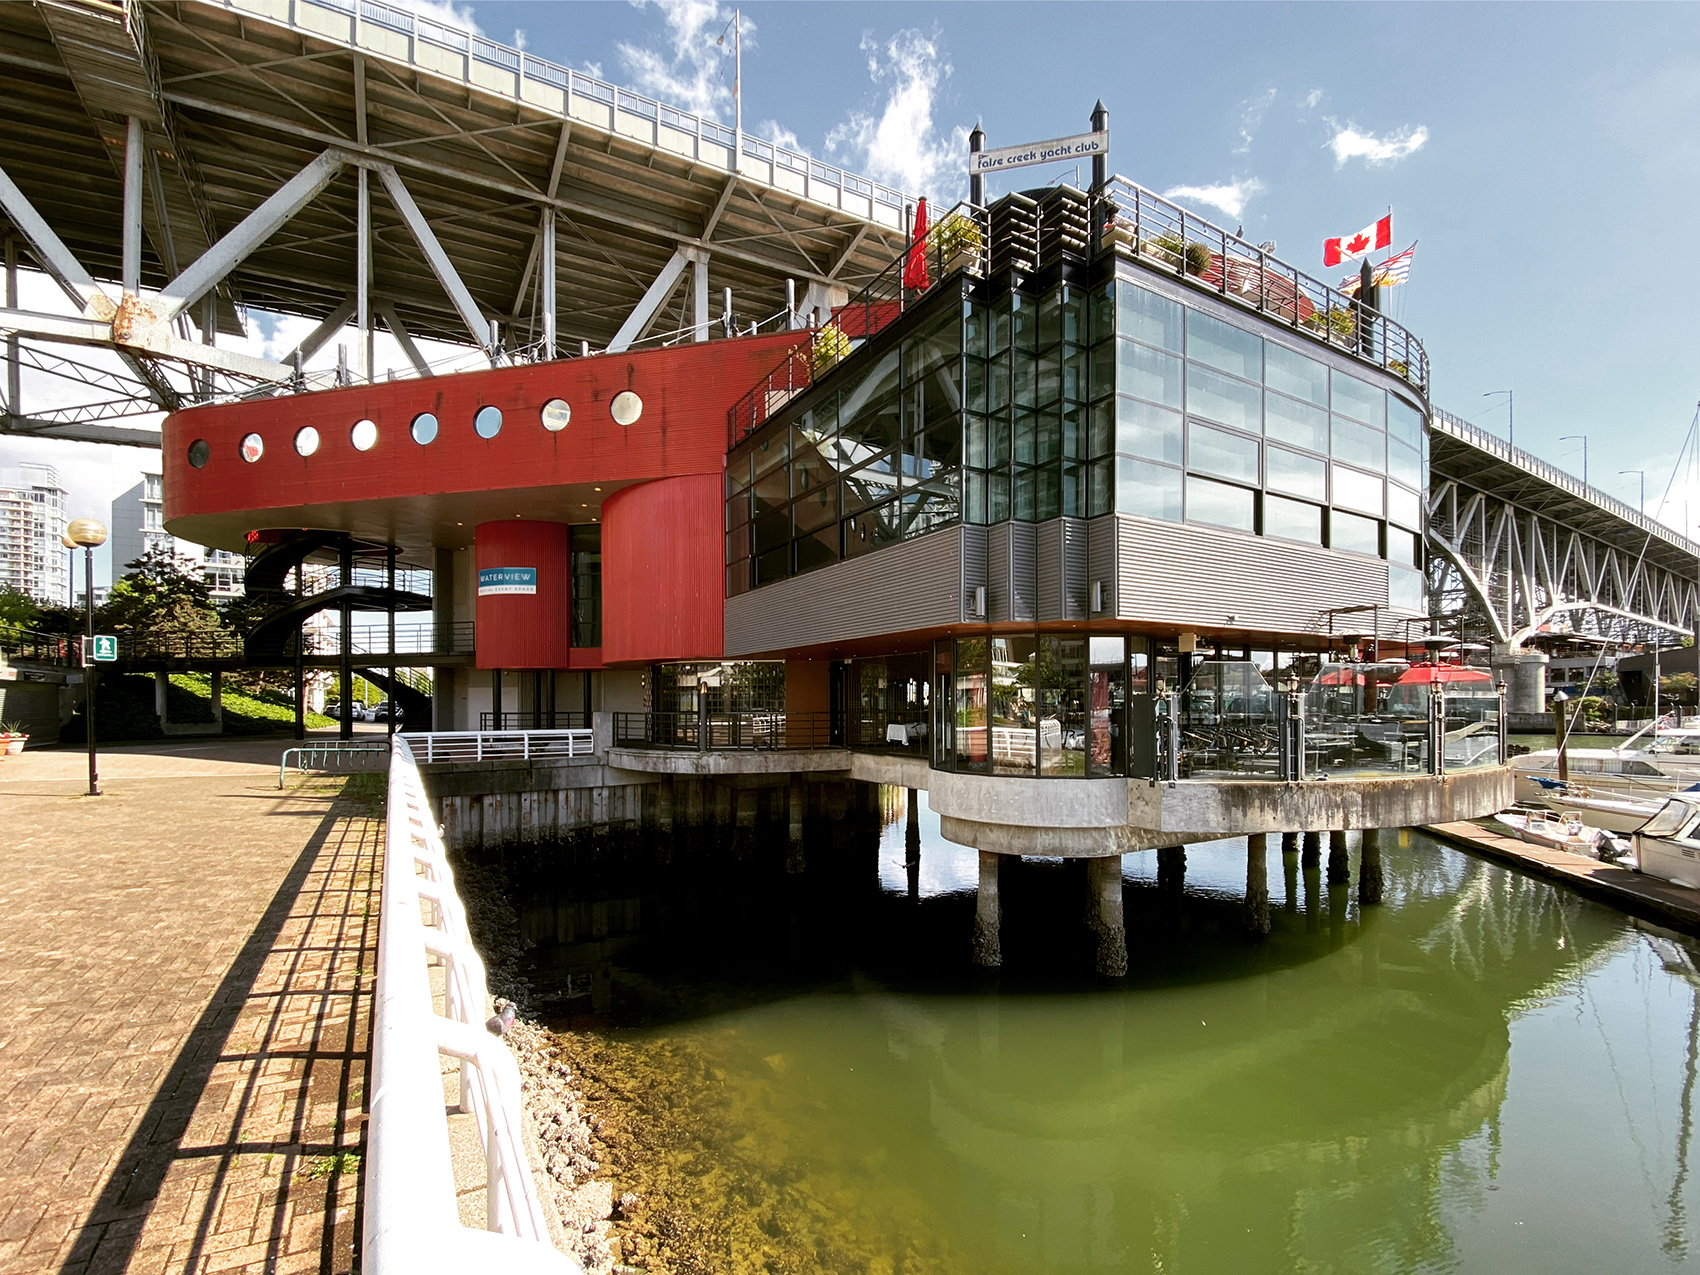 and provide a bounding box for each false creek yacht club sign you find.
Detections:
[969,130,1110,175]
[478,567,537,596]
